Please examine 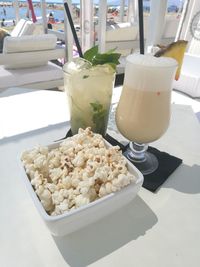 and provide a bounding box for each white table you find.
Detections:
[1,87,200,267]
